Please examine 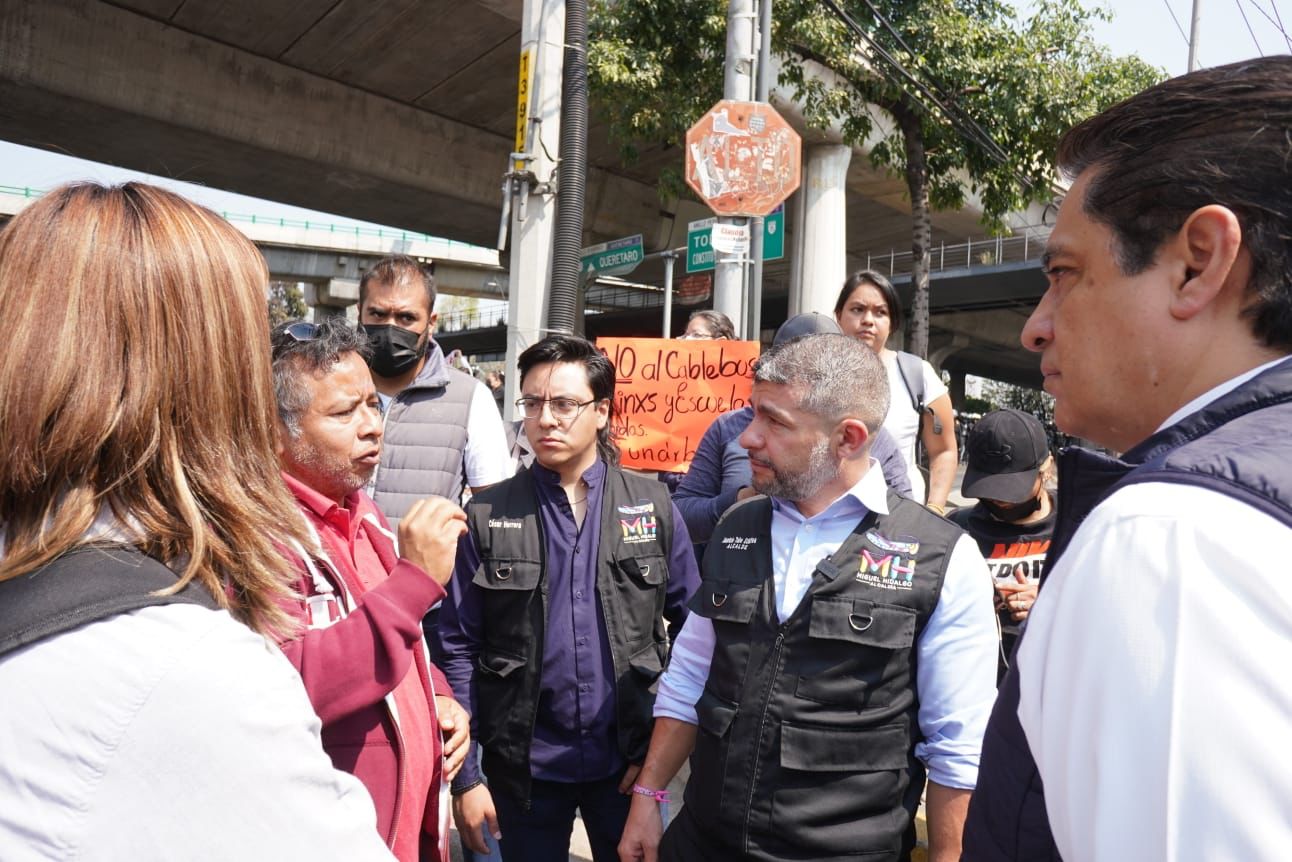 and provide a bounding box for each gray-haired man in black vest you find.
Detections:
[619,332,998,862]
[438,334,700,862]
